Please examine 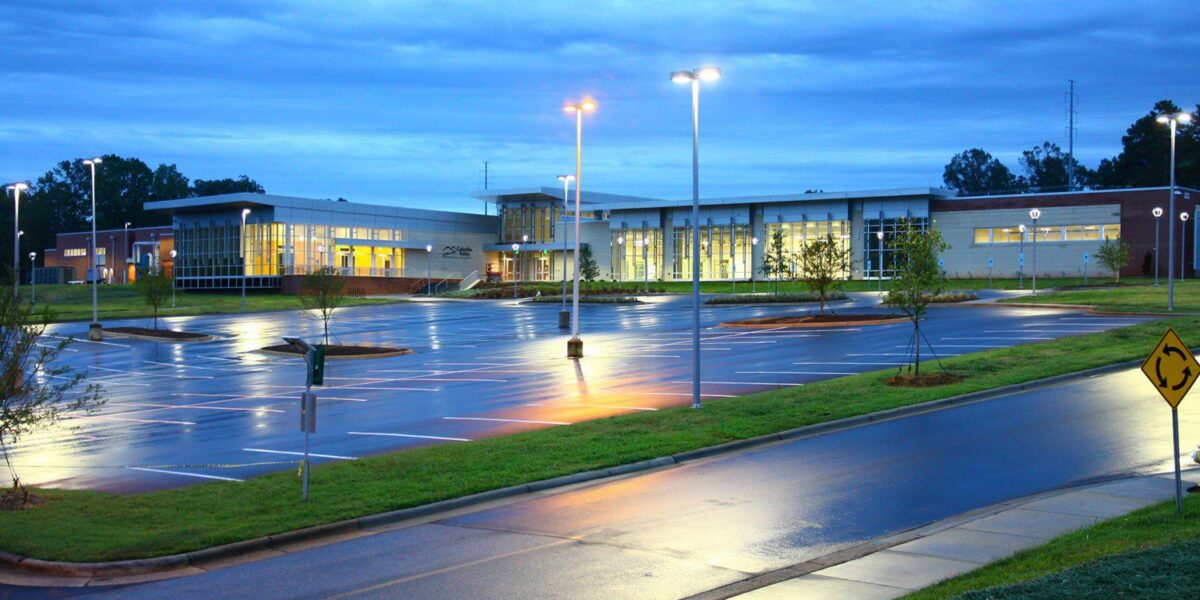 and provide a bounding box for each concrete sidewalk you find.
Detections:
[736,469,1200,599]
